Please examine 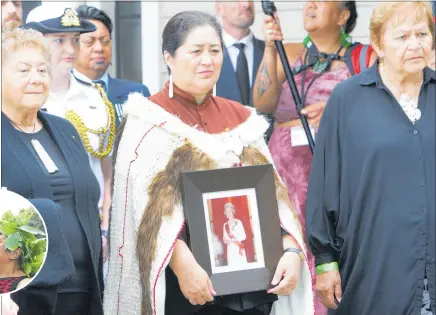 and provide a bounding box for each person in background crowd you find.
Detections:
[23,5,113,259]
[1,0,22,30]
[0,232,32,294]
[252,2,377,313]
[75,4,151,271]
[306,2,435,314]
[1,27,103,315]
[104,10,314,315]
[215,0,274,140]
